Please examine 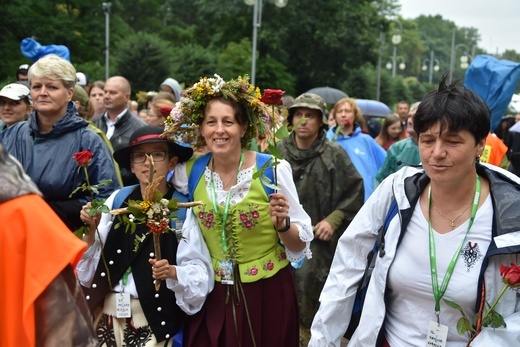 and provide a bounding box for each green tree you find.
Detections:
[113,32,172,93]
